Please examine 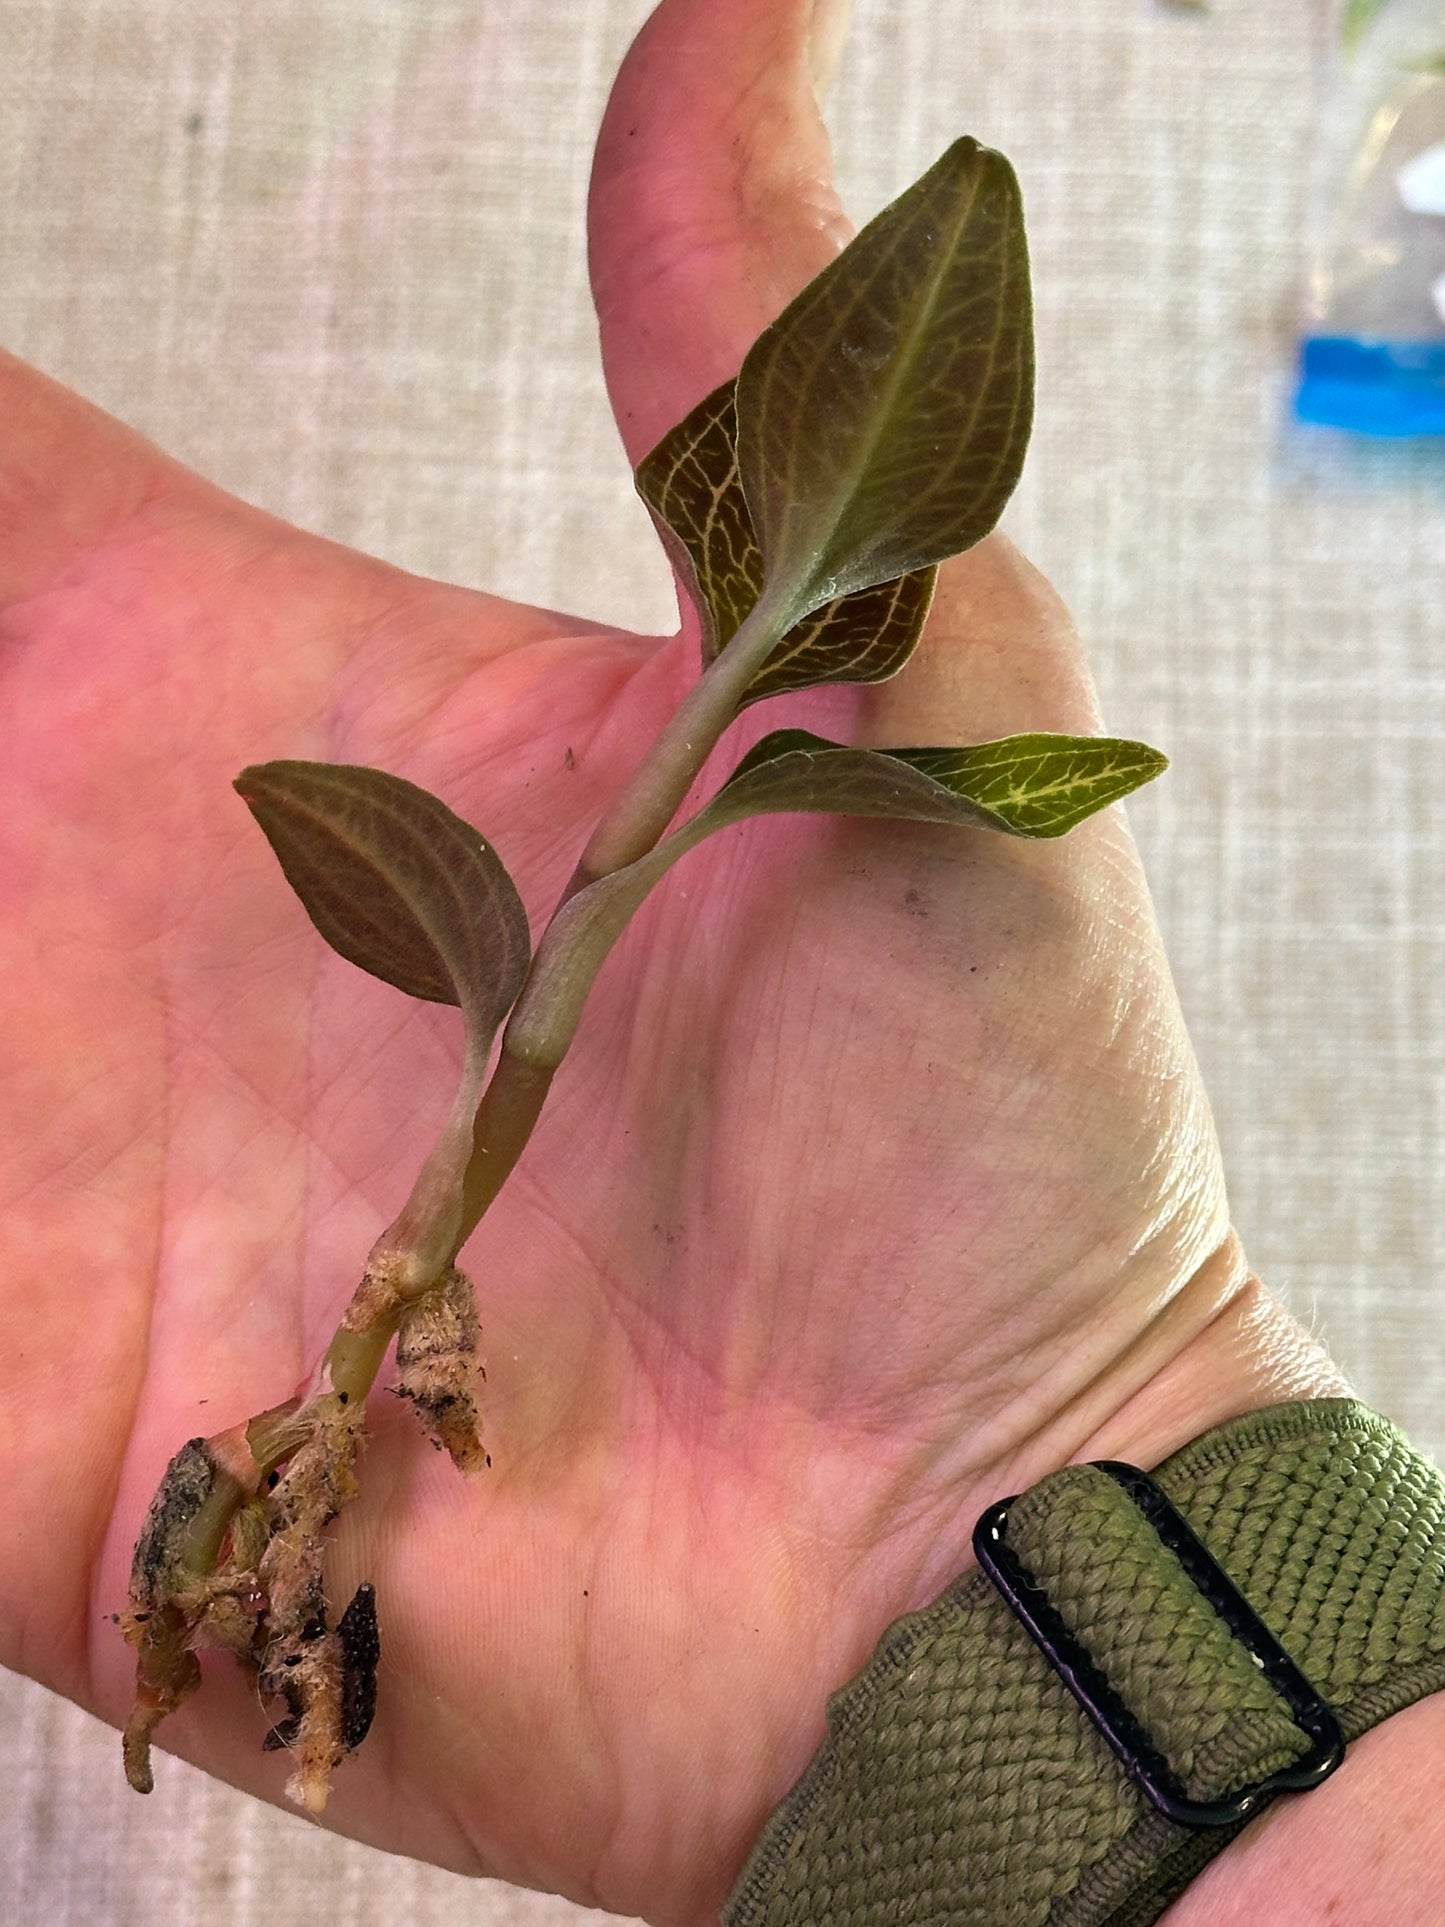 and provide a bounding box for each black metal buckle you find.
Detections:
[972,1459,1345,1828]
